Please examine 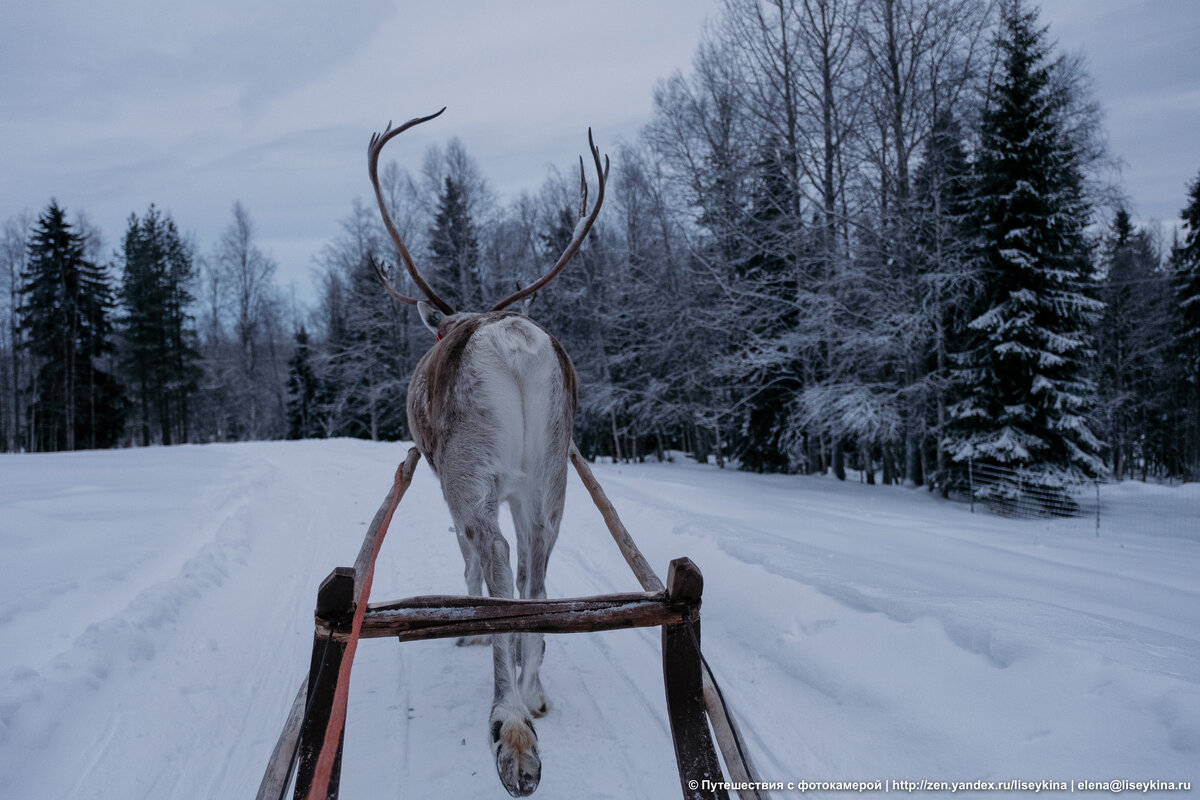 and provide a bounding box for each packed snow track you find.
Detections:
[0,440,1197,798]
